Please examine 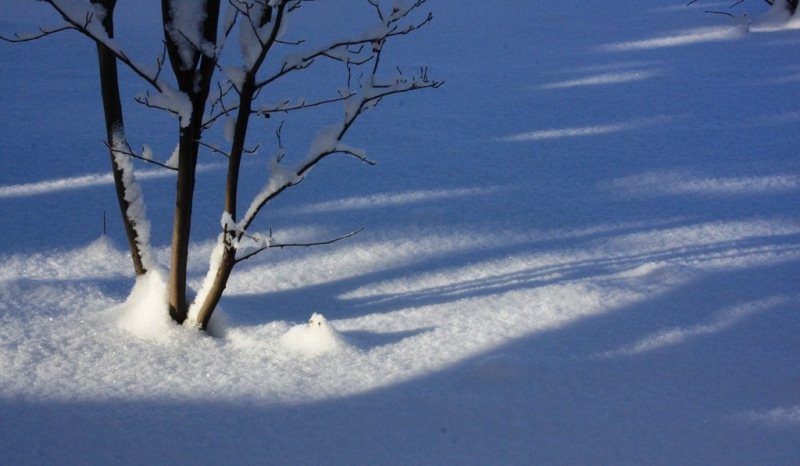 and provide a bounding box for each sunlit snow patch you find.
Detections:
[280,313,352,356]
[604,171,800,197]
[599,26,745,52]
[599,296,794,358]
[739,405,800,426]
[500,116,671,142]
[538,70,660,90]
